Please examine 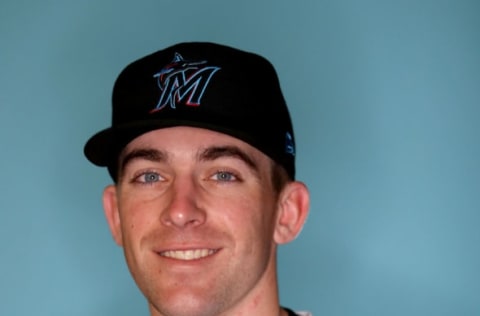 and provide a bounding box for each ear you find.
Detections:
[273,181,310,244]
[102,185,123,246]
